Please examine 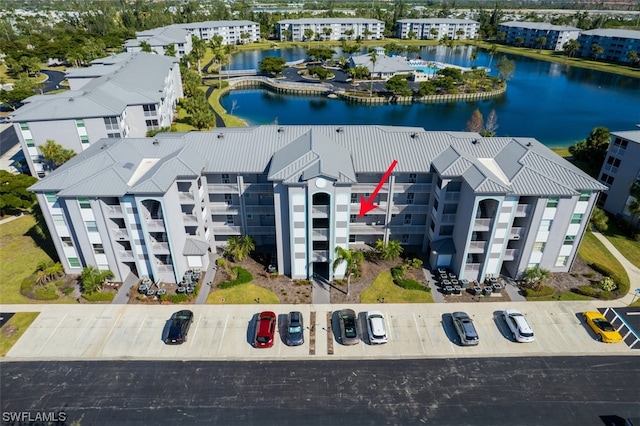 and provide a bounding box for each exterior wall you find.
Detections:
[577,32,640,62]
[277,19,384,42]
[397,20,479,40]
[179,22,260,45]
[498,24,580,51]
[598,133,640,221]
